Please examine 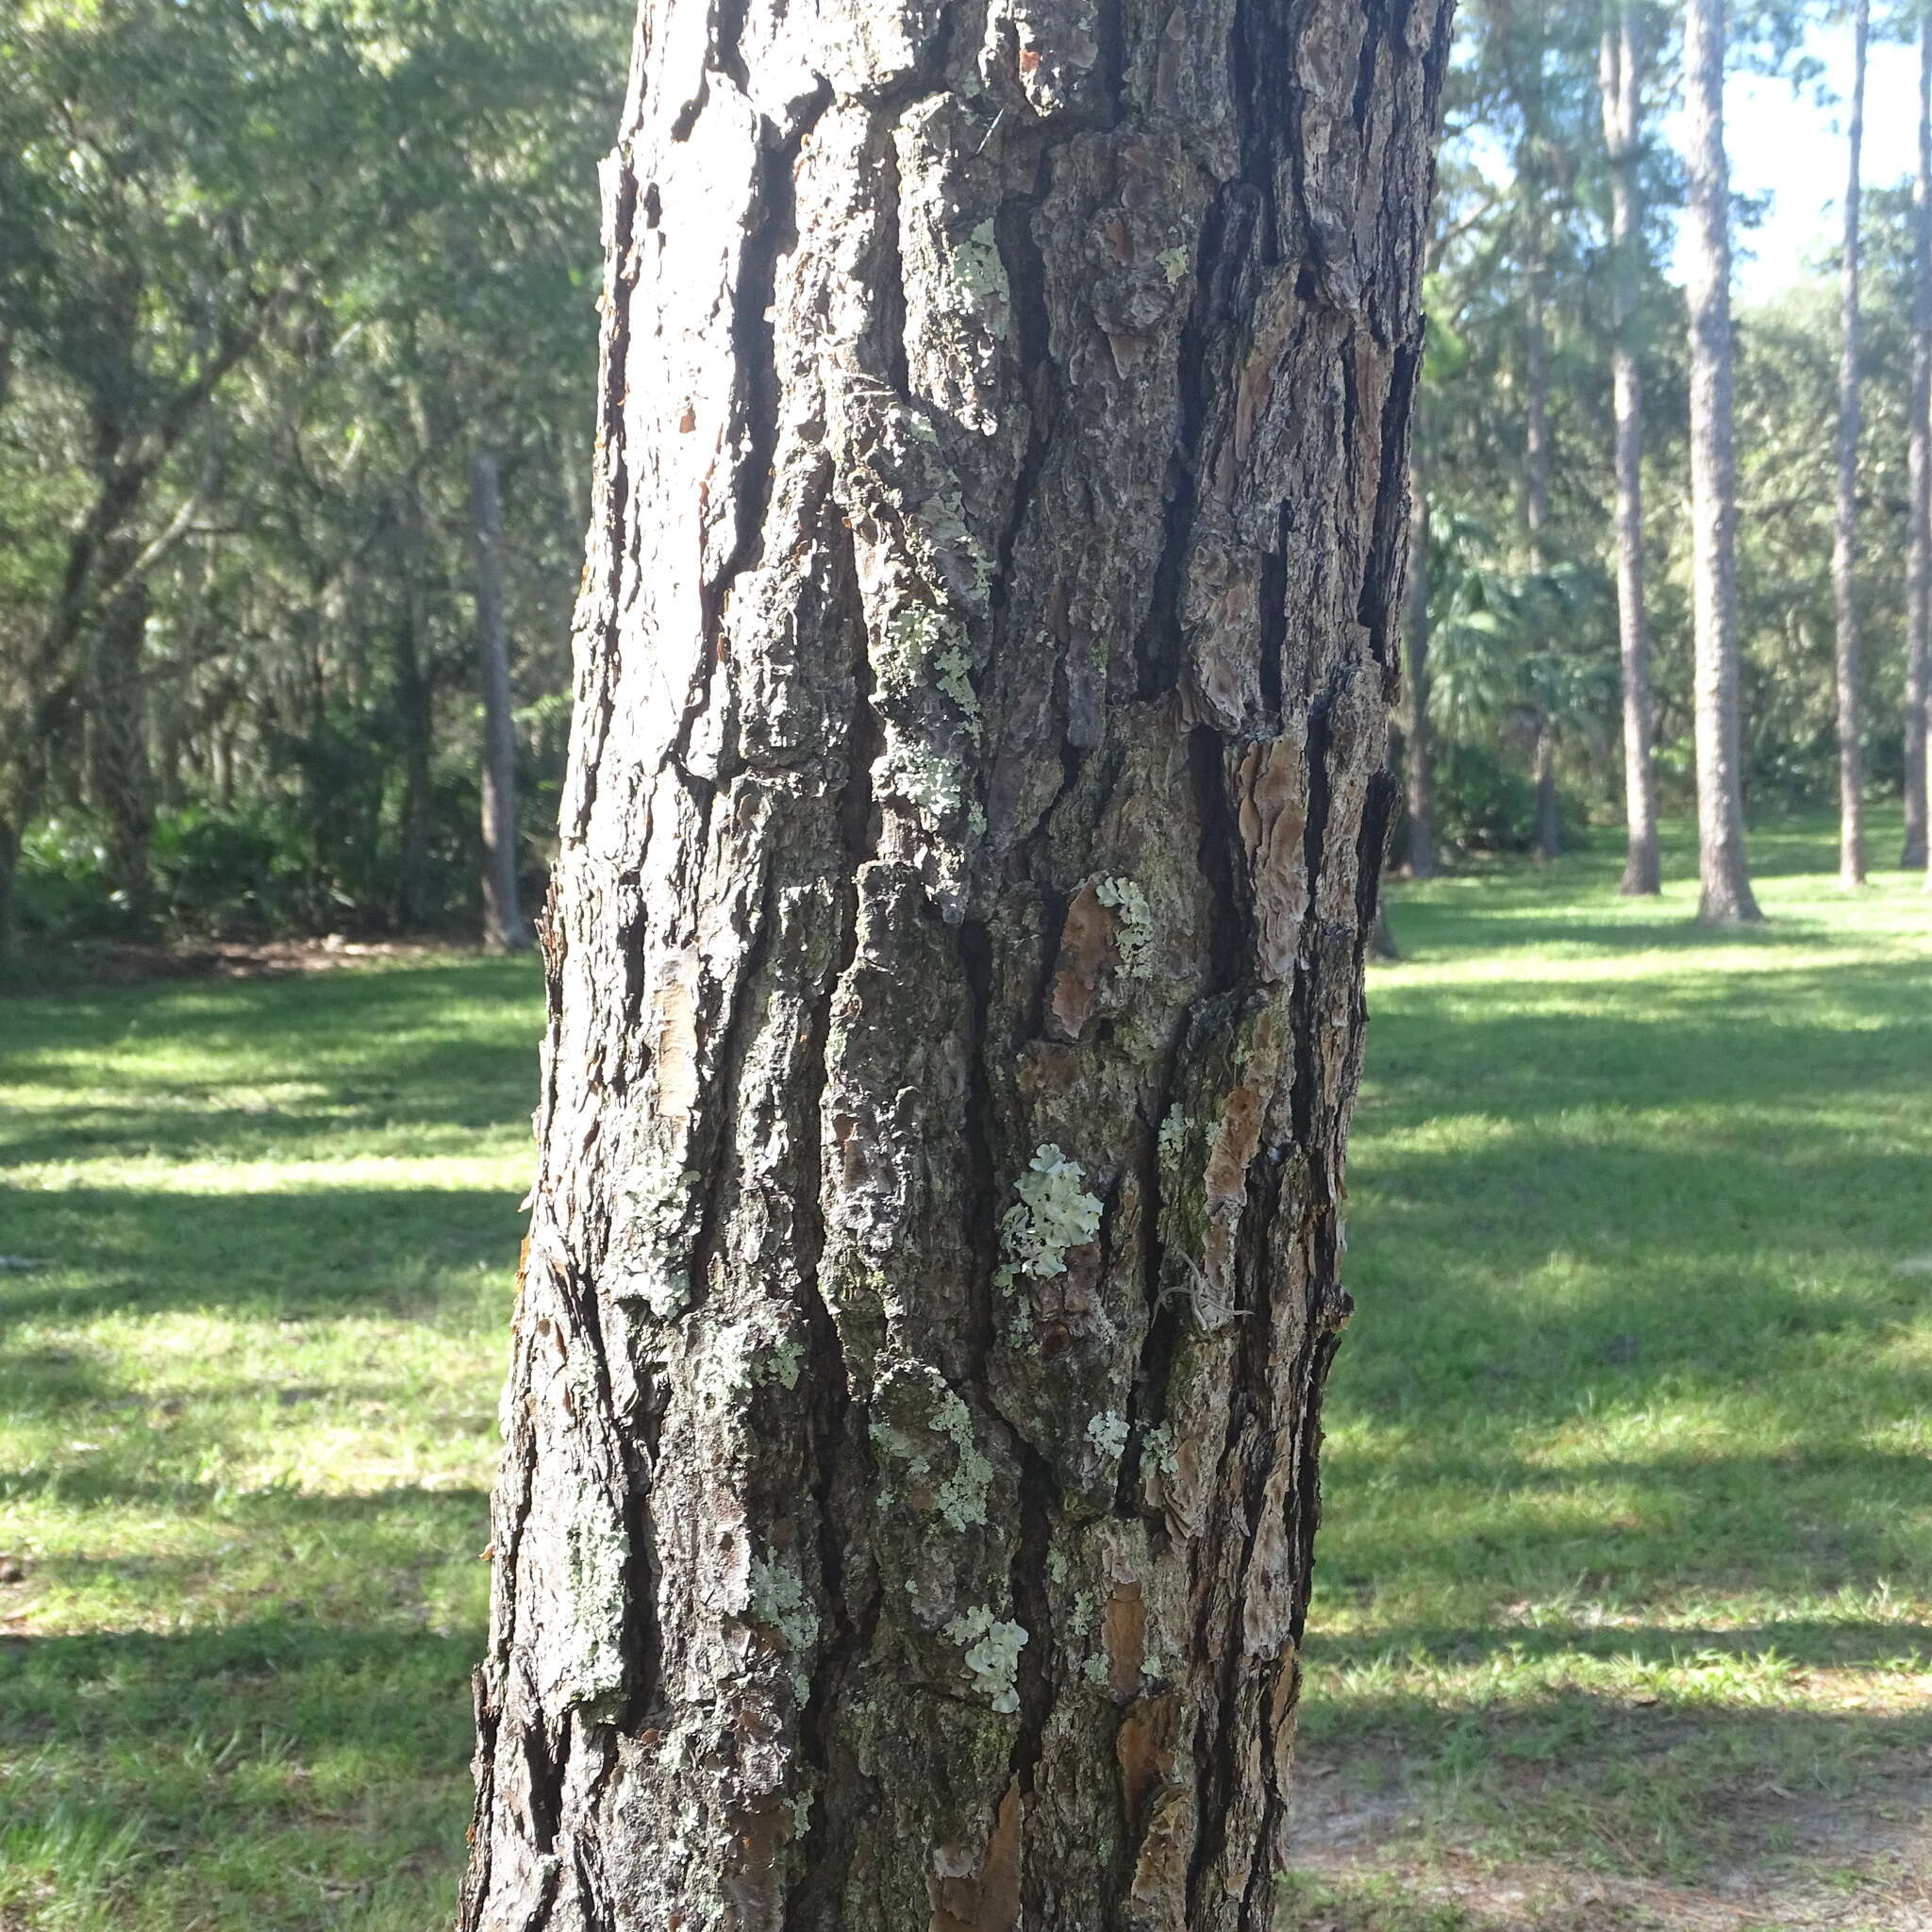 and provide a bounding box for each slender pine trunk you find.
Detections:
[460,3,1454,1927]
[1833,0,1869,888]
[0,813,19,958]
[1405,445,1438,879]
[1907,8,1932,874]
[472,451,530,953]
[87,564,156,929]
[393,584,435,931]
[1683,0,1761,924]
[1600,5,1659,896]
[1524,212,1559,864]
